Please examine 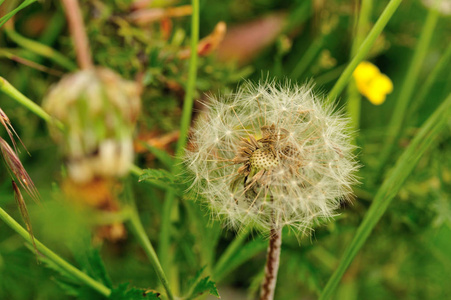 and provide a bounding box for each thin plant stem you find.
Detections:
[0,206,111,297]
[376,5,440,179]
[327,0,403,103]
[315,64,346,86]
[3,28,77,71]
[159,0,199,280]
[174,0,200,159]
[320,92,451,299]
[61,0,93,70]
[213,226,251,279]
[127,207,175,300]
[0,49,64,76]
[408,41,451,117]
[346,0,373,130]
[291,35,325,80]
[260,227,283,300]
